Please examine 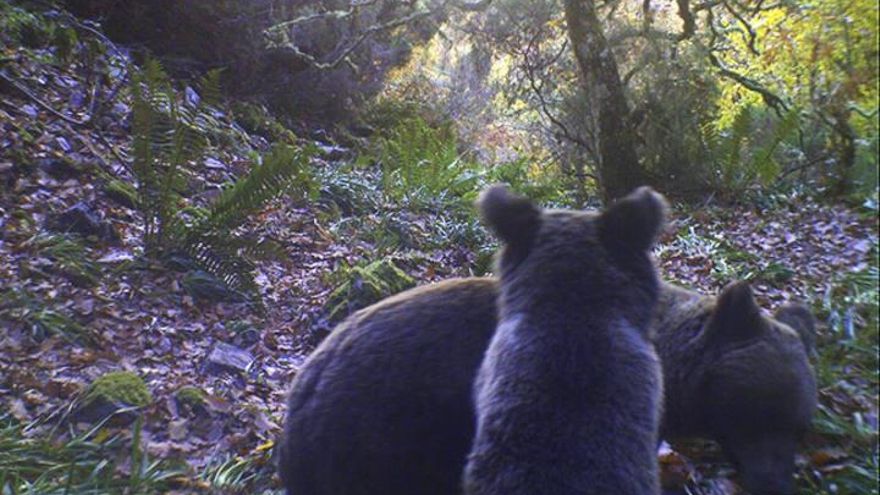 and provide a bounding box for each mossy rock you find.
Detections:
[85,371,152,408]
[77,371,151,424]
[325,259,415,324]
[174,385,210,417]
[232,102,298,145]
